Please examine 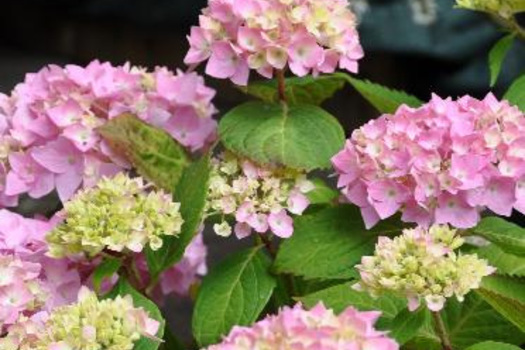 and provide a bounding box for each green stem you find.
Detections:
[432,311,452,350]
[490,13,525,40]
